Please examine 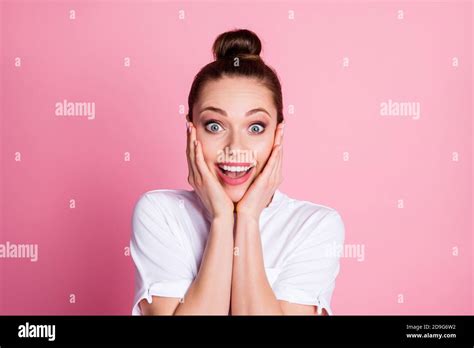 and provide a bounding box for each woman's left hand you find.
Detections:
[235,121,285,222]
